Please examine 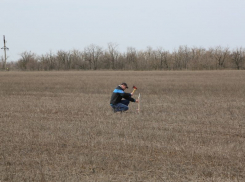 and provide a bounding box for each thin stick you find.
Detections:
[138,93,140,113]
